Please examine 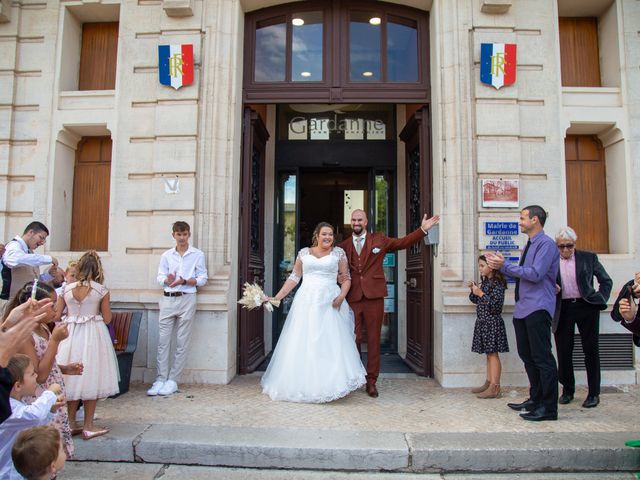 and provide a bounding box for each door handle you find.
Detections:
[404,278,417,288]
